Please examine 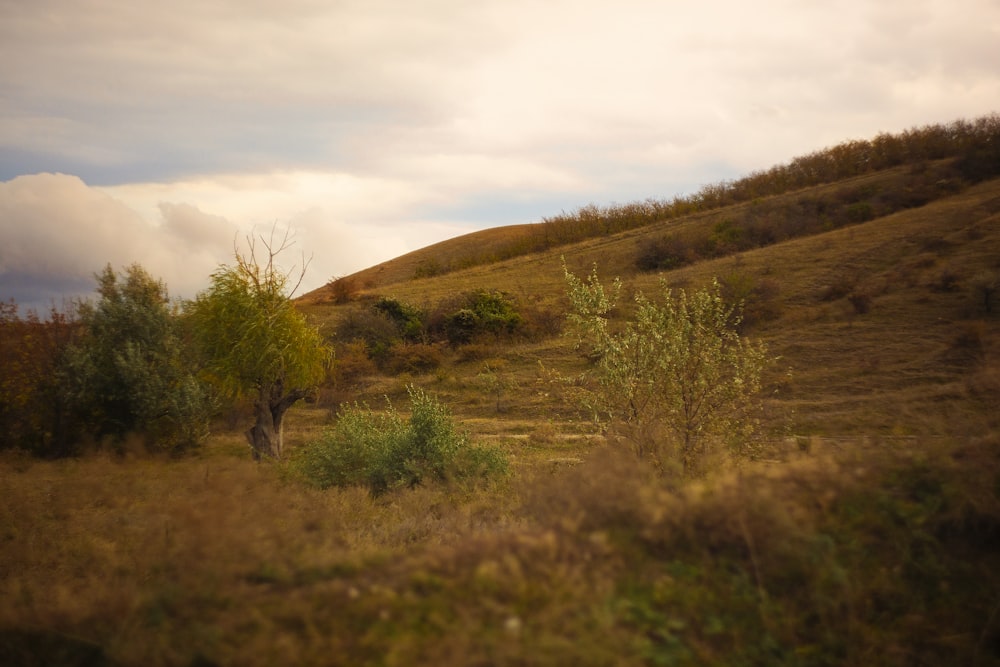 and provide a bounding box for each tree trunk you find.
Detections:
[245,379,309,461]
